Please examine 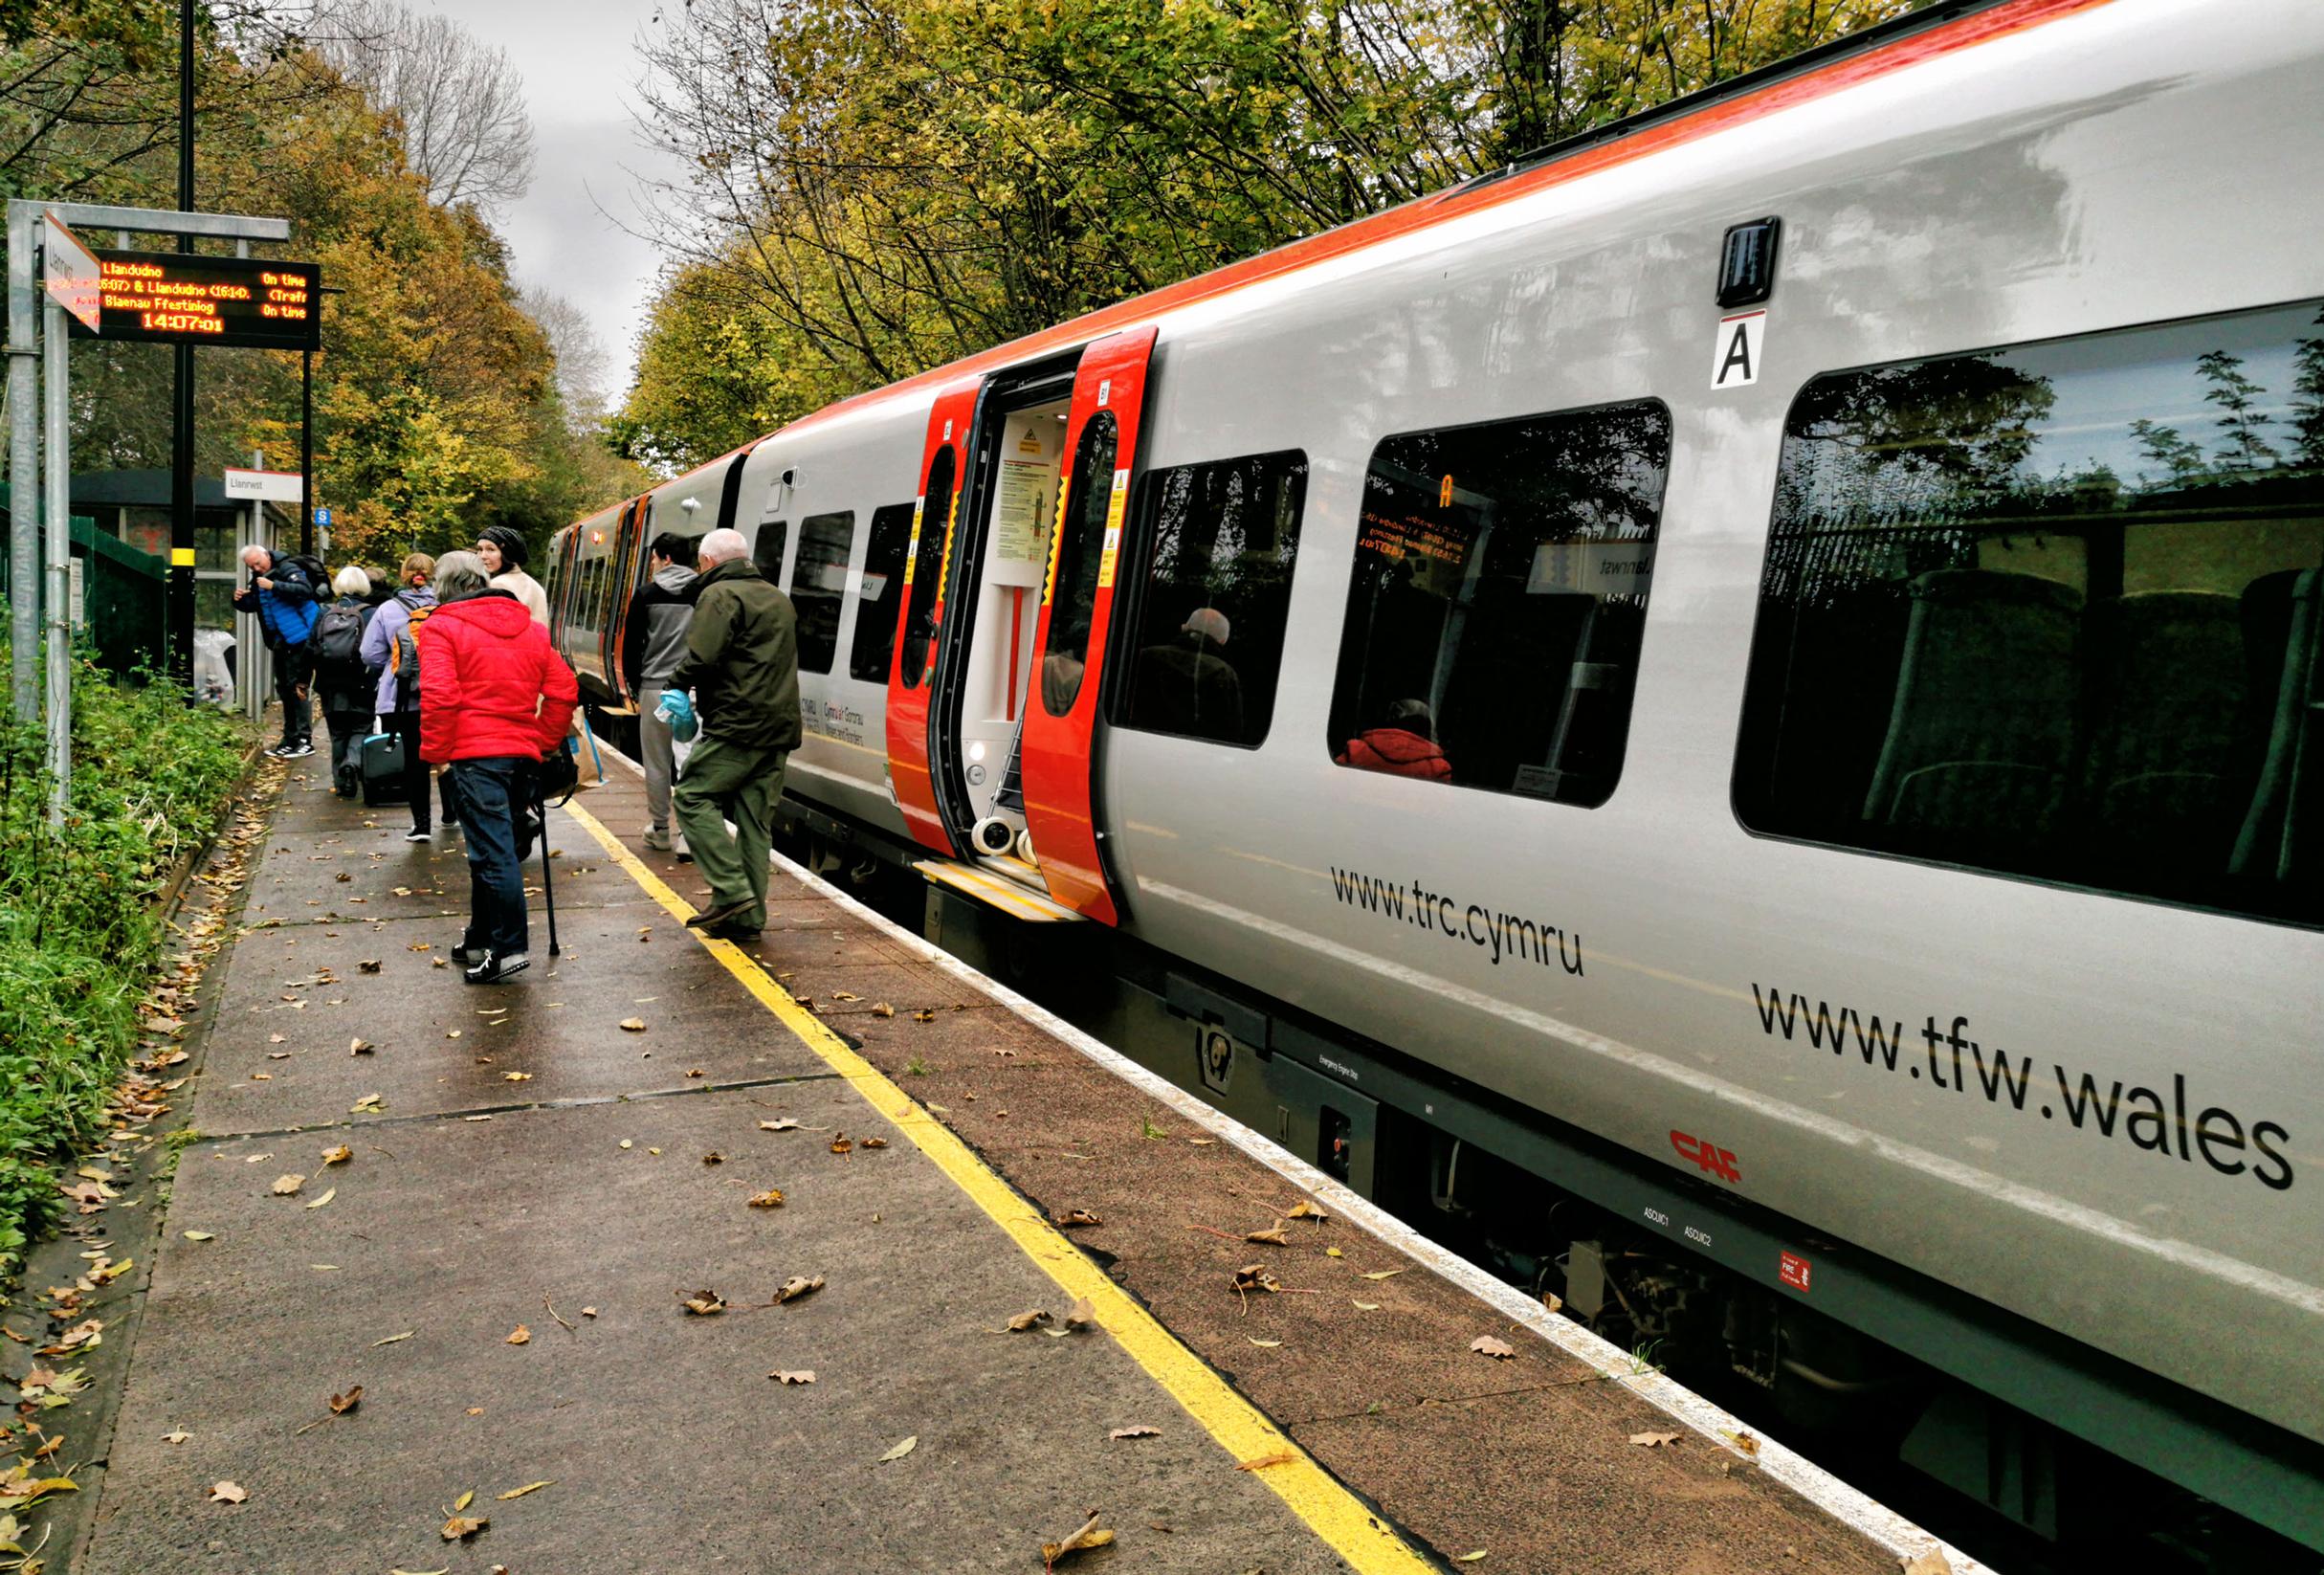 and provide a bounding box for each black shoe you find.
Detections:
[705,921,762,943]
[450,943,483,965]
[278,741,315,759]
[405,828,432,843]
[463,950,528,985]
[687,898,753,931]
